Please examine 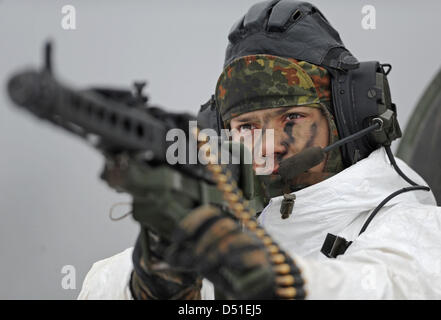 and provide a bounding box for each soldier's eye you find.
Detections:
[286,113,303,121]
[239,124,256,132]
